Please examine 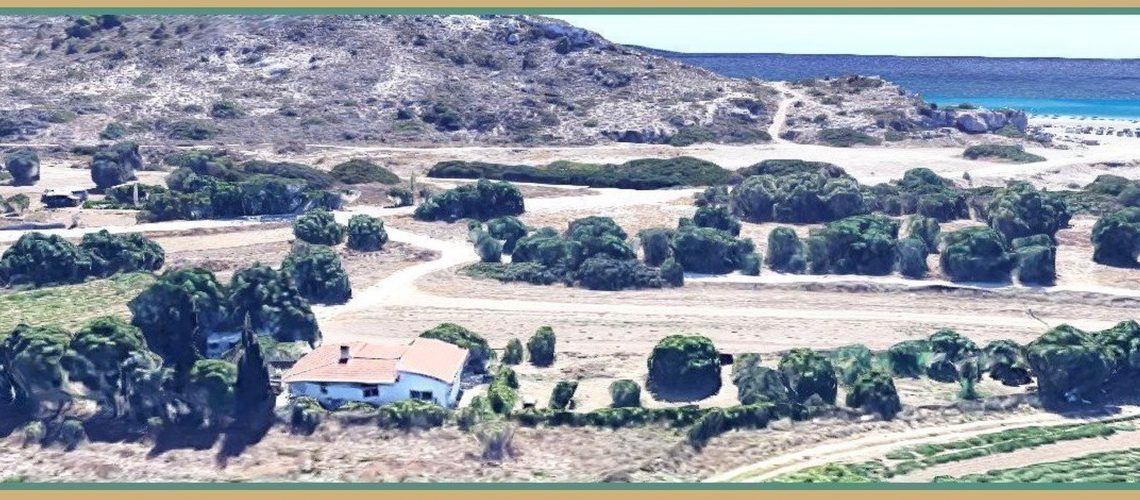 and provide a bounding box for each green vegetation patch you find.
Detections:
[935,447,1140,483]
[427,156,734,190]
[0,273,155,332]
[963,144,1046,163]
